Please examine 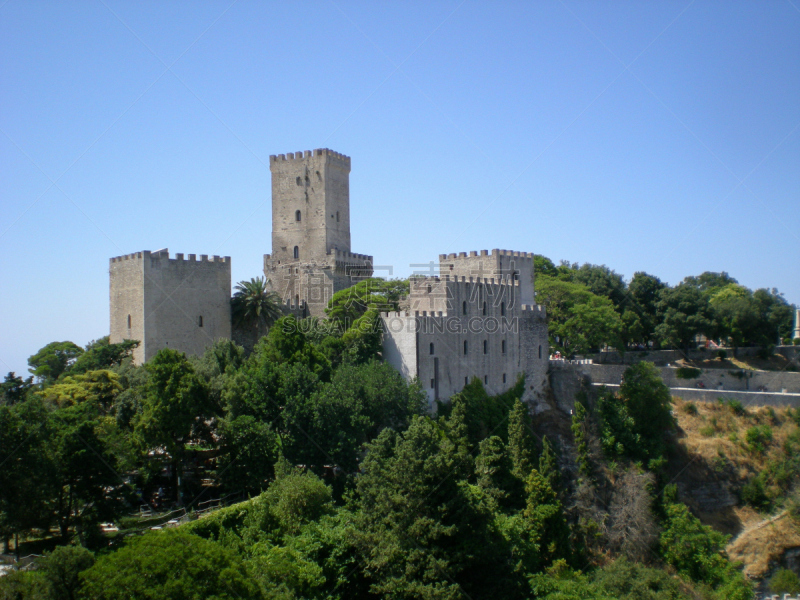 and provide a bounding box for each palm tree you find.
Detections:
[231,277,283,331]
